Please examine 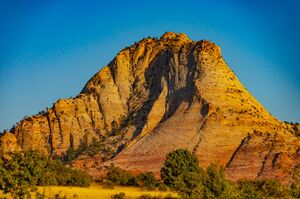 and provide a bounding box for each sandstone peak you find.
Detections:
[160,31,191,43]
[1,33,299,184]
